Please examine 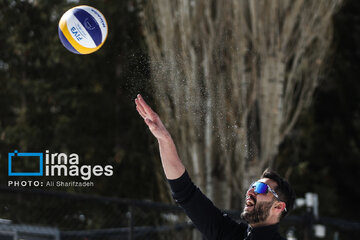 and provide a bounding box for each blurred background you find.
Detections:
[0,0,359,239]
